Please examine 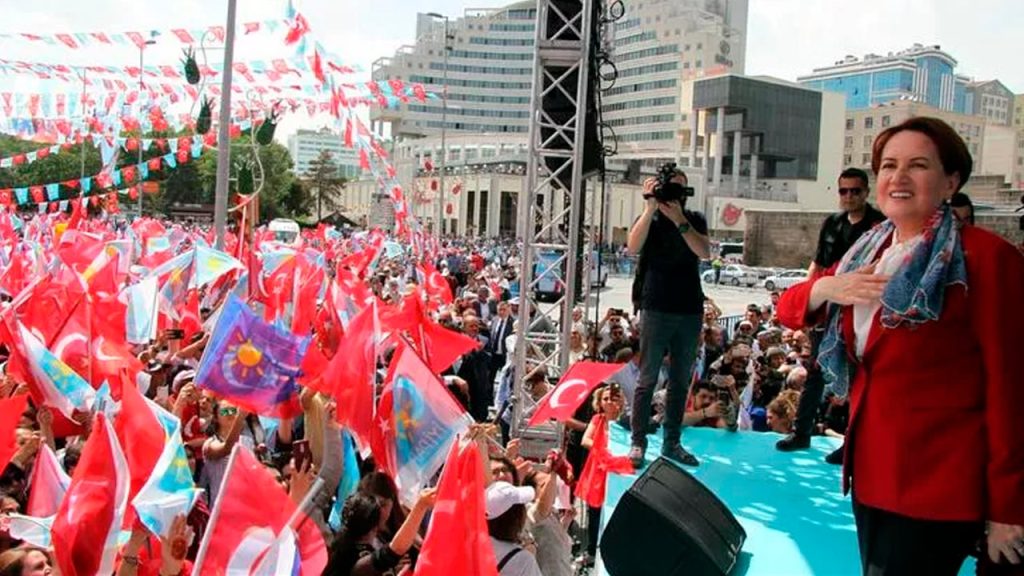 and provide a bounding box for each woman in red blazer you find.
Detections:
[778,117,1024,575]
